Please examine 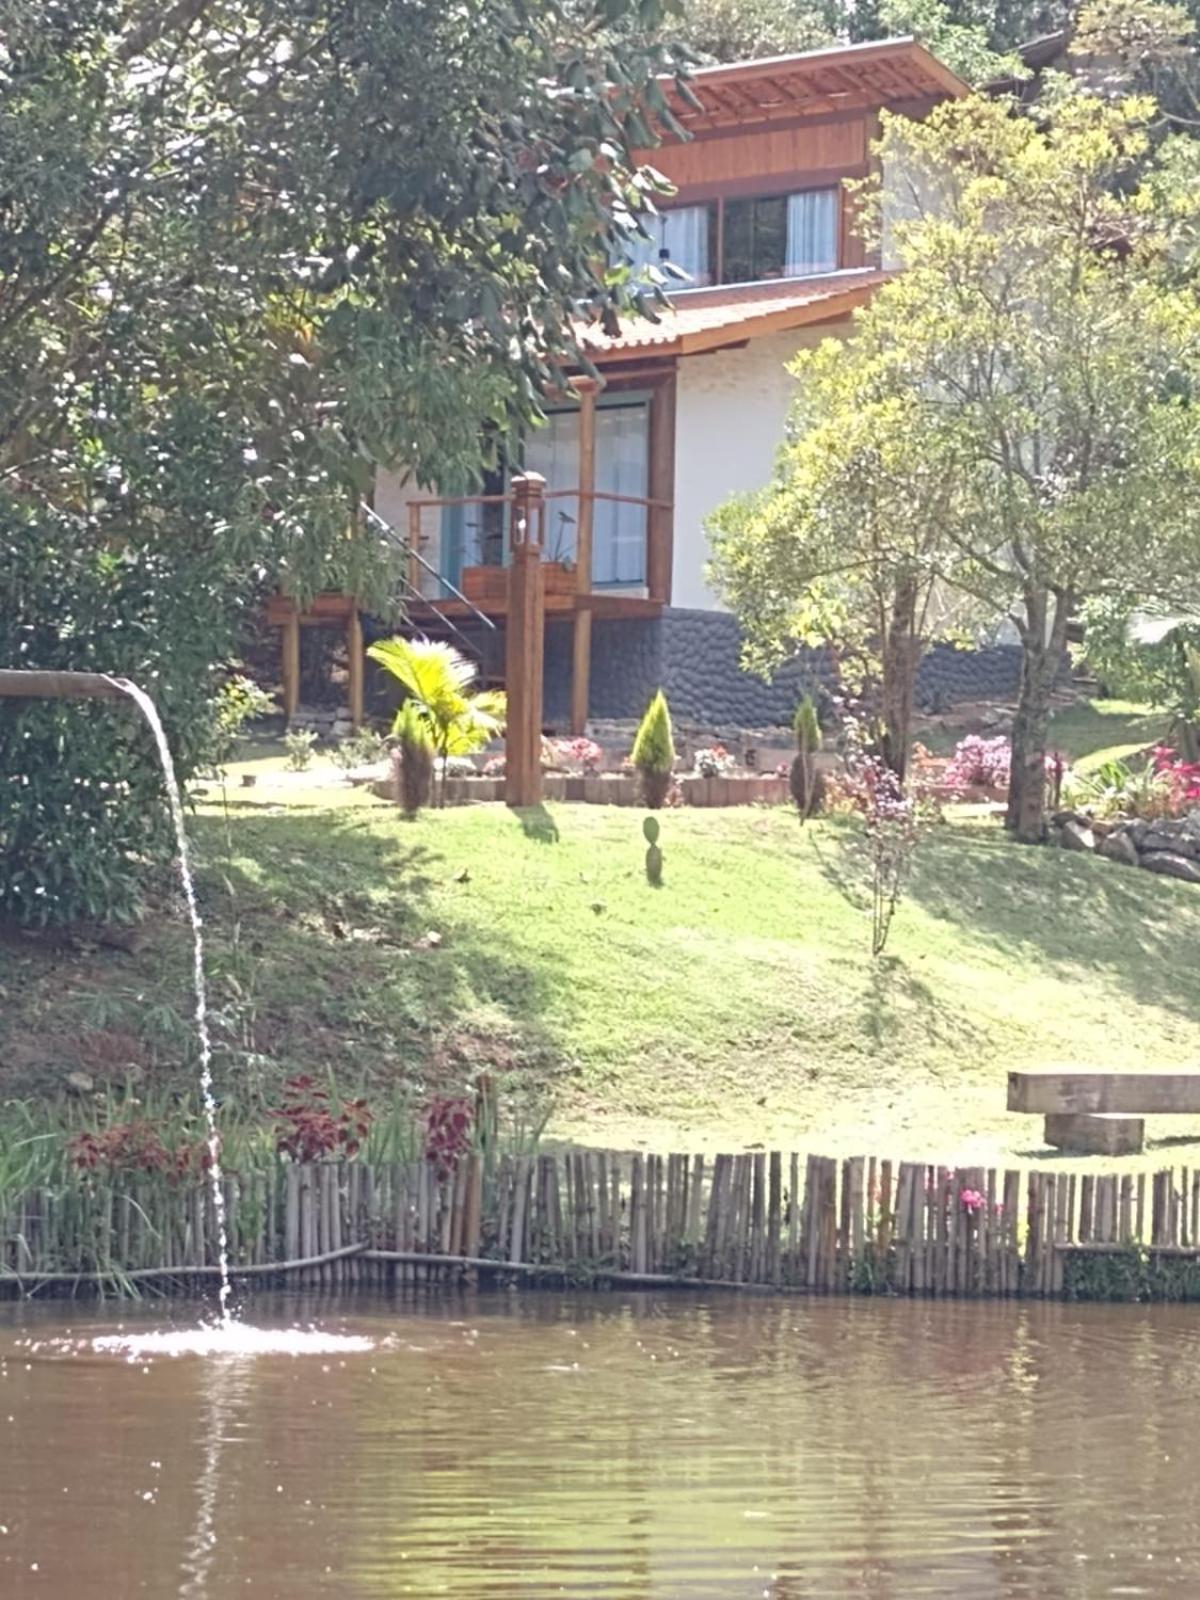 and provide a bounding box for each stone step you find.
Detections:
[1043,1112,1145,1157]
